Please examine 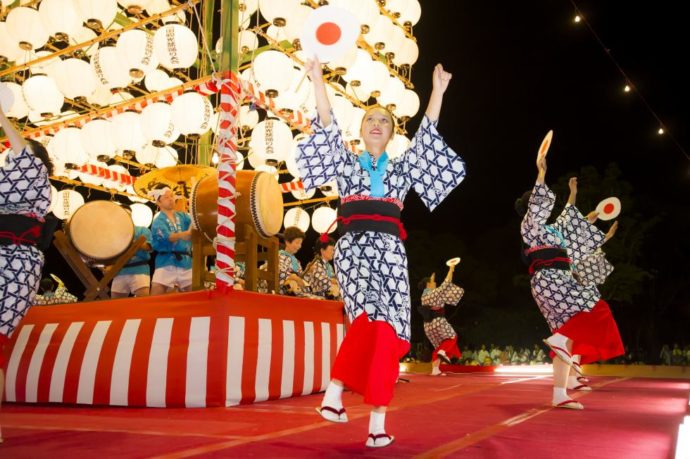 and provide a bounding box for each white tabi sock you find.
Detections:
[322,381,344,408]
[567,375,580,388]
[552,386,568,403]
[369,411,386,435]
